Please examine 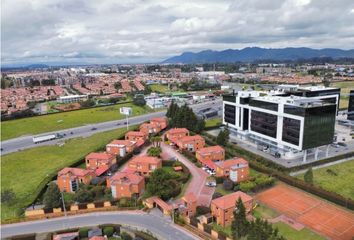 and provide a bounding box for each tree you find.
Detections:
[150,136,162,147]
[247,218,285,240]
[146,168,178,200]
[216,128,229,146]
[43,182,61,208]
[231,197,249,239]
[1,189,16,205]
[133,95,146,106]
[223,179,234,191]
[304,167,314,184]
[147,147,162,157]
[80,99,95,108]
[75,188,94,203]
